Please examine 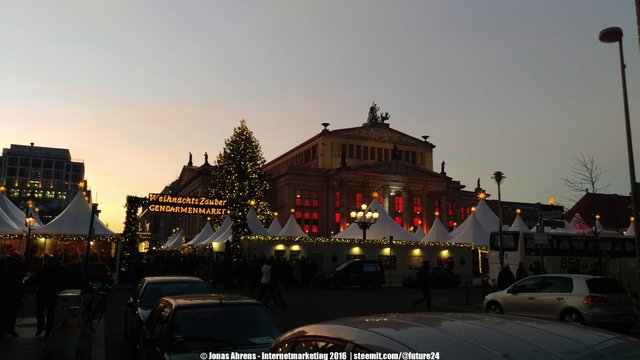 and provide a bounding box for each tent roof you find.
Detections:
[423,217,451,242]
[569,213,591,231]
[200,215,232,244]
[413,225,425,241]
[626,221,635,237]
[34,192,115,236]
[448,213,490,247]
[267,218,282,236]
[185,222,214,246]
[0,207,23,234]
[509,214,532,233]
[163,229,184,249]
[278,213,308,237]
[247,208,269,236]
[473,200,500,232]
[334,199,414,241]
[0,192,27,231]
